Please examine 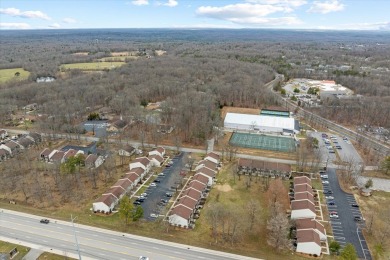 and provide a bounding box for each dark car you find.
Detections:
[328,201,335,205]
[137,198,145,202]
[133,201,141,205]
[40,219,50,224]
[324,190,333,194]
[351,203,359,208]
[161,199,168,203]
[166,193,173,197]
[153,179,161,183]
[354,216,364,221]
